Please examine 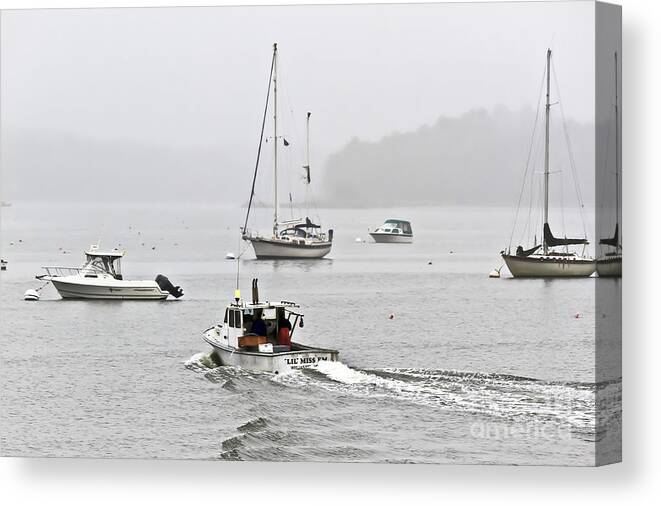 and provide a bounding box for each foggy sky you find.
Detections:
[0,1,596,204]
